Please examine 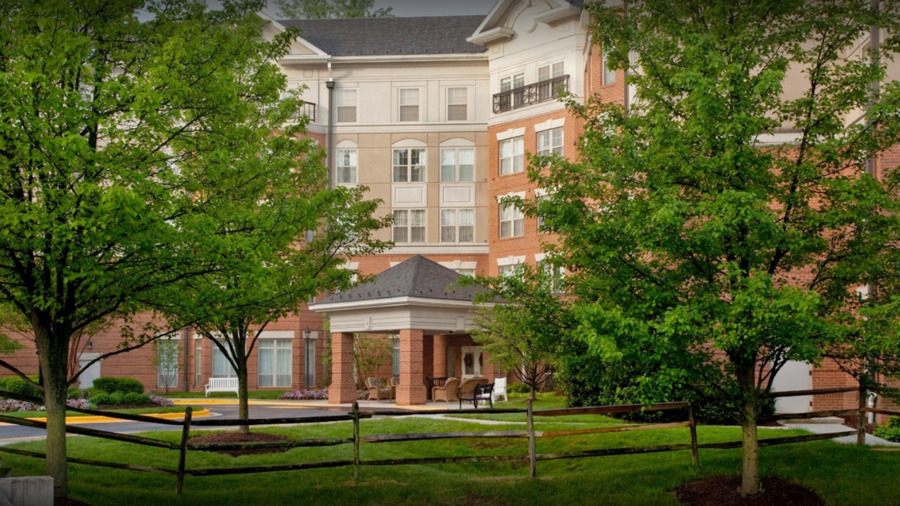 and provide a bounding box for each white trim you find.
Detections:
[310,296,493,313]
[279,54,490,64]
[392,138,427,148]
[534,253,547,263]
[534,117,566,133]
[335,139,358,148]
[342,261,359,270]
[495,191,526,202]
[533,5,581,25]
[257,331,296,339]
[439,260,478,270]
[534,188,548,198]
[386,244,489,254]
[497,255,526,267]
[467,27,515,45]
[496,127,526,142]
[440,137,476,147]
